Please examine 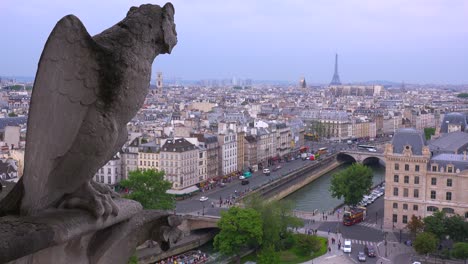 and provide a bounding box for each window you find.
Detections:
[393,187,399,196]
[413,205,418,211]
[427,206,439,212]
[107,176,111,184]
[430,190,436,199]
[446,192,452,201]
[415,165,420,172]
[432,165,437,172]
[404,176,409,184]
[107,168,111,174]
[394,175,399,183]
[402,215,408,224]
[414,176,420,184]
[392,214,398,223]
[395,163,400,170]
[101,176,104,182]
[465,212,468,219]
[403,204,408,210]
[447,179,452,187]
[405,164,409,171]
[448,166,453,173]
[414,189,419,198]
[393,203,398,209]
[403,188,408,197]
[431,177,437,185]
